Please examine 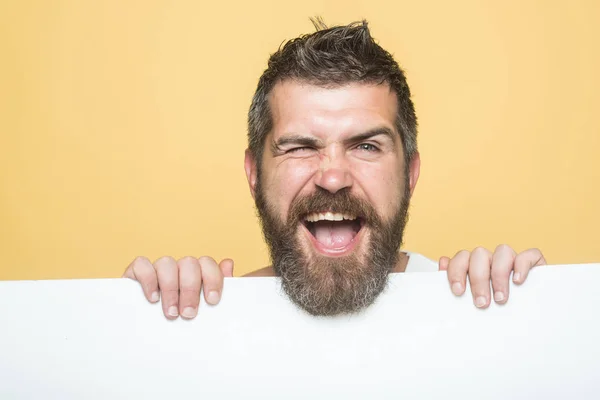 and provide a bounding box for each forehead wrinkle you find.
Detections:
[268,82,400,157]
